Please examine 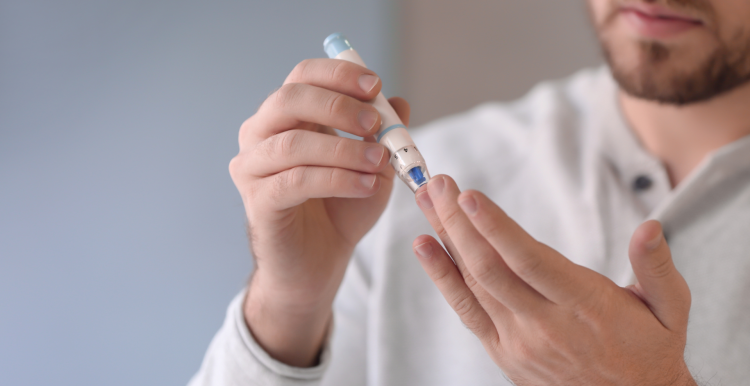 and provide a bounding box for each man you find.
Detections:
[190,0,750,384]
